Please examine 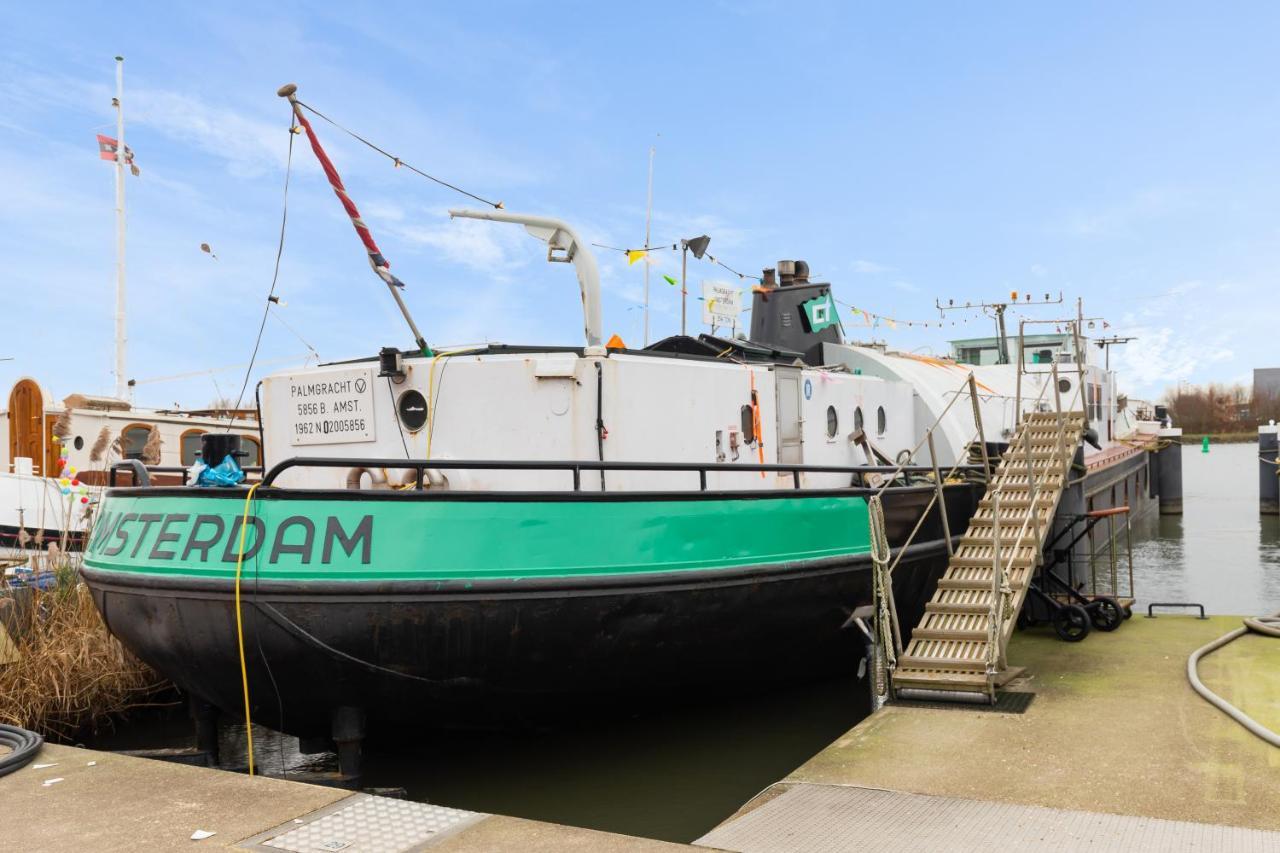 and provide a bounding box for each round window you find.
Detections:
[826,405,838,438]
[854,407,864,433]
[396,389,429,432]
[1058,378,1071,394]
[877,406,887,436]
[73,436,85,450]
